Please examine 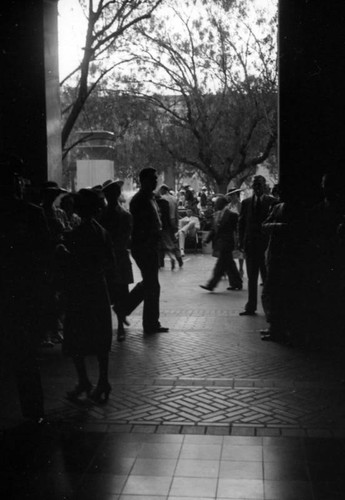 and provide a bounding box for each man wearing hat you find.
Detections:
[238,175,277,315]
